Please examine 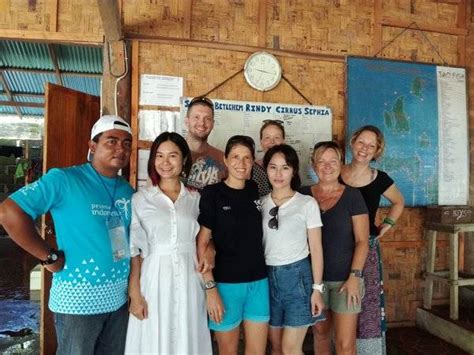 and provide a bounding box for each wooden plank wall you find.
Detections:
[1,0,471,325]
